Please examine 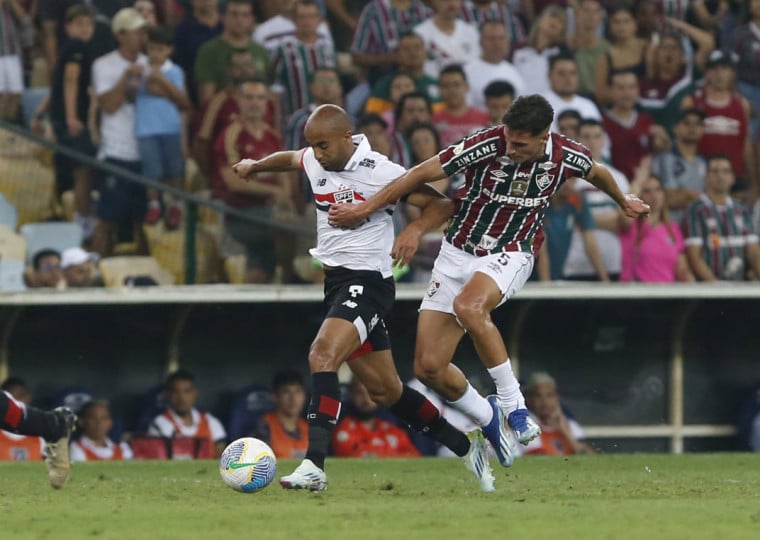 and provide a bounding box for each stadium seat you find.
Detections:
[224,255,246,284]
[227,385,276,441]
[134,385,167,435]
[0,225,27,262]
[130,436,213,460]
[130,437,169,460]
[0,260,26,291]
[21,87,49,128]
[99,256,175,288]
[142,224,221,284]
[0,194,18,230]
[0,150,55,226]
[19,222,83,264]
[49,385,93,414]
